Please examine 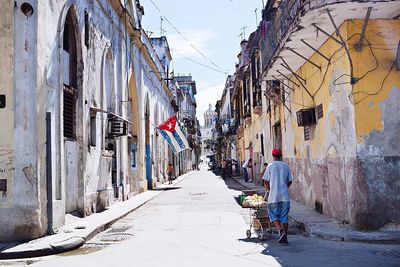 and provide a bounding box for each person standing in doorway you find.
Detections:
[242,158,252,182]
[263,148,293,244]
